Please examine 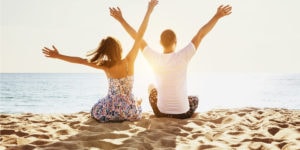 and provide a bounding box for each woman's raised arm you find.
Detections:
[125,0,158,64]
[42,45,104,70]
